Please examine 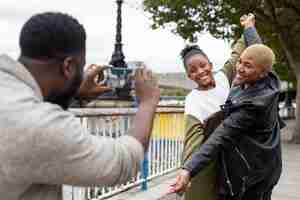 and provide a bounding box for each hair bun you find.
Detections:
[180,45,202,59]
